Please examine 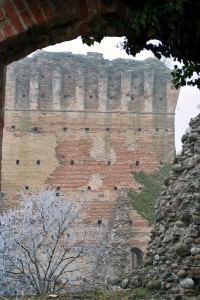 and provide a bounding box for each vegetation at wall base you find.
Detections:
[93,287,155,299]
[0,287,156,300]
[128,165,171,224]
